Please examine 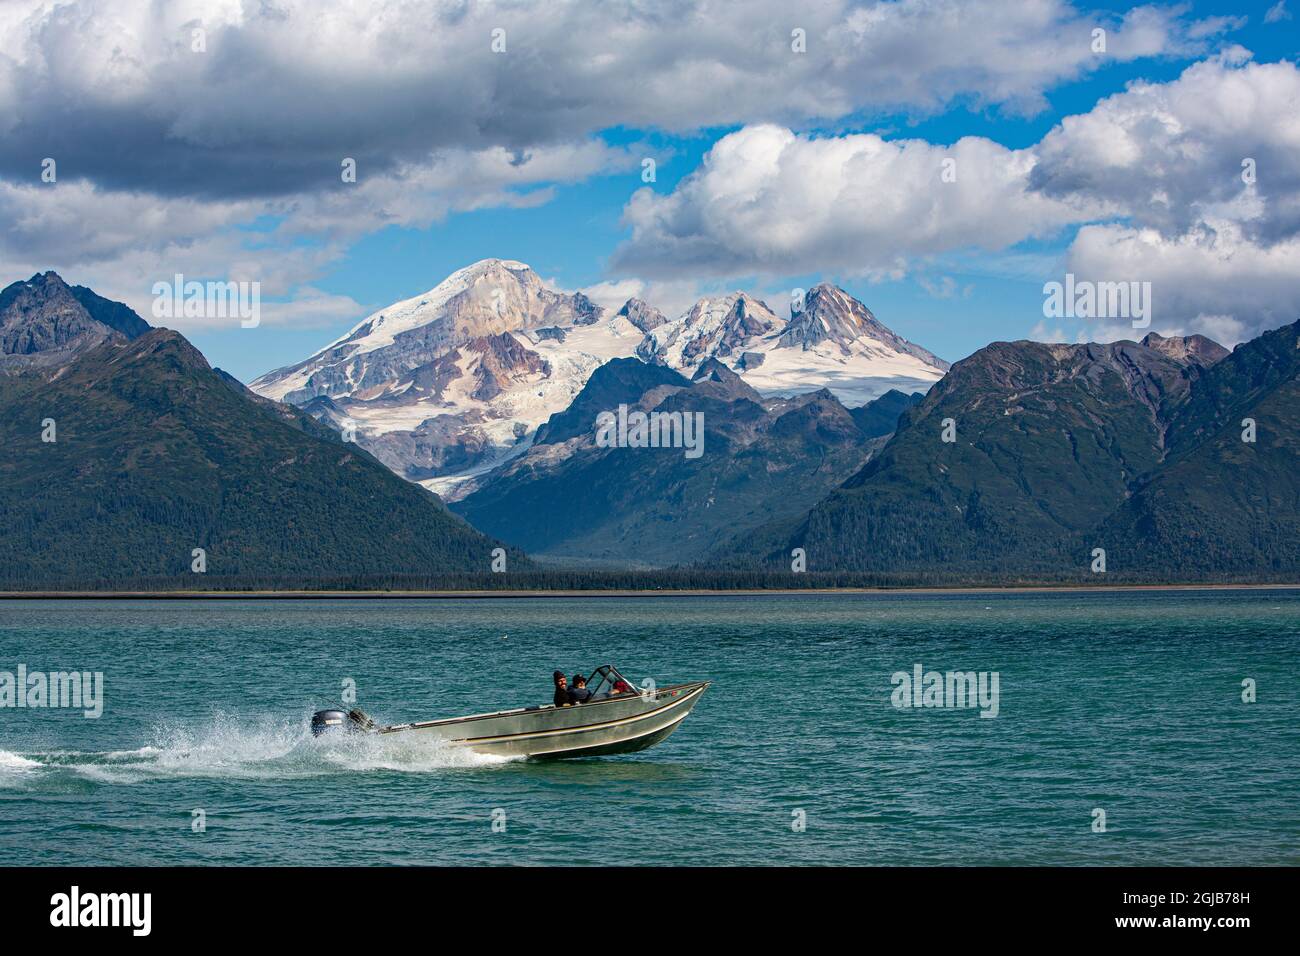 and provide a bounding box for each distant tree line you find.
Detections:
[1,568,1294,593]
